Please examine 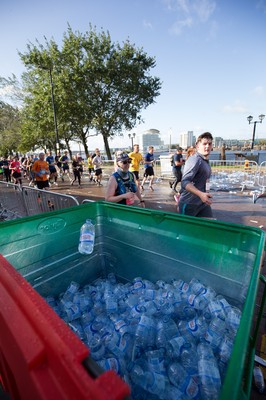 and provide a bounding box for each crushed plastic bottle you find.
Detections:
[253,365,265,393]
